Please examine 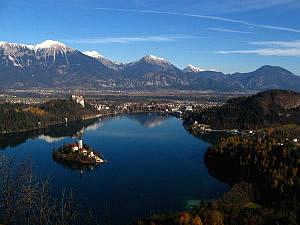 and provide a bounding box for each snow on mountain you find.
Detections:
[0,40,78,67]
[0,40,72,51]
[0,42,37,67]
[144,55,168,63]
[0,41,8,47]
[129,55,169,65]
[141,55,173,66]
[1,40,299,92]
[127,55,177,69]
[0,41,35,51]
[83,50,123,70]
[183,64,205,73]
[35,40,70,50]
[122,55,180,78]
[83,50,104,59]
